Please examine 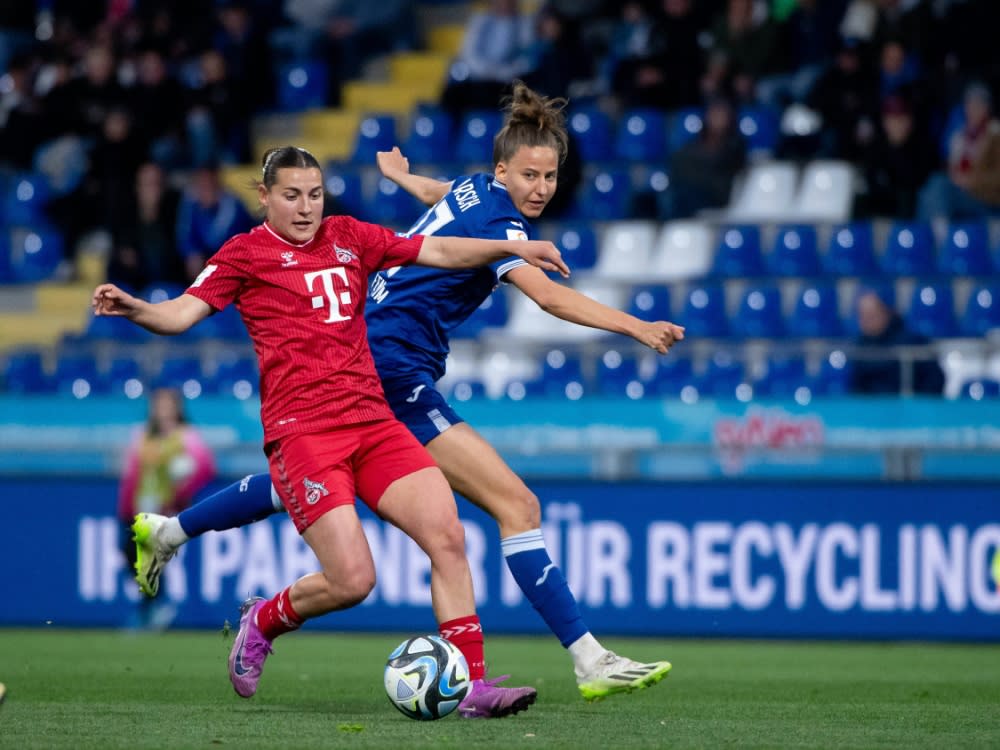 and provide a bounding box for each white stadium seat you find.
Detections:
[646,220,715,282]
[790,160,856,223]
[724,161,799,222]
[592,220,659,282]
